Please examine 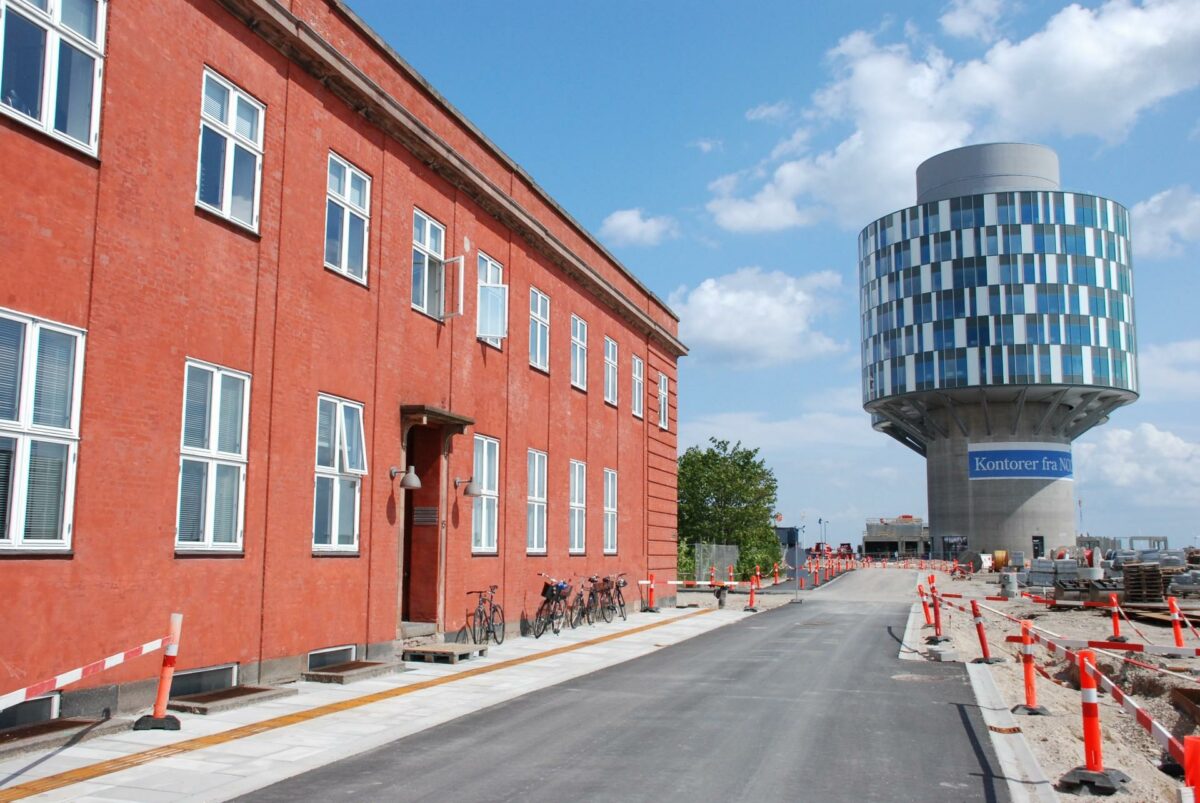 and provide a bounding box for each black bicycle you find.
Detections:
[534,573,570,638]
[567,577,592,629]
[469,585,505,645]
[611,572,628,621]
